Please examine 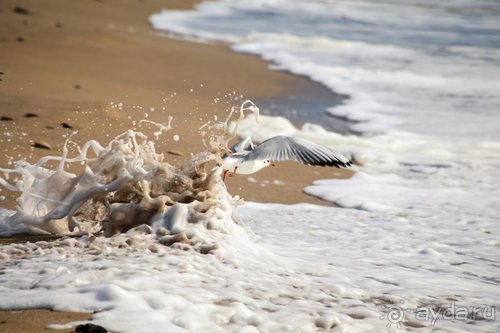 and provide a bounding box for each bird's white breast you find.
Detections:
[222,155,269,175]
[233,160,268,174]
[221,156,240,171]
